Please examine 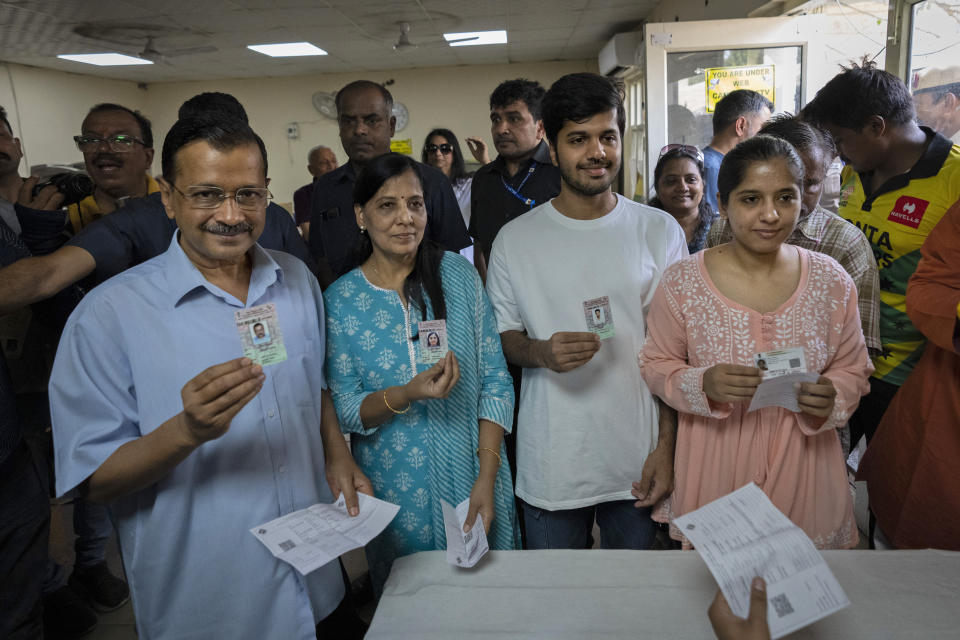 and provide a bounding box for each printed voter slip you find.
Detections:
[674,483,849,639]
[748,347,818,413]
[583,296,615,340]
[250,492,399,575]
[236,303,287,366]
[441,498,488,568]
[417,319,448,364]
